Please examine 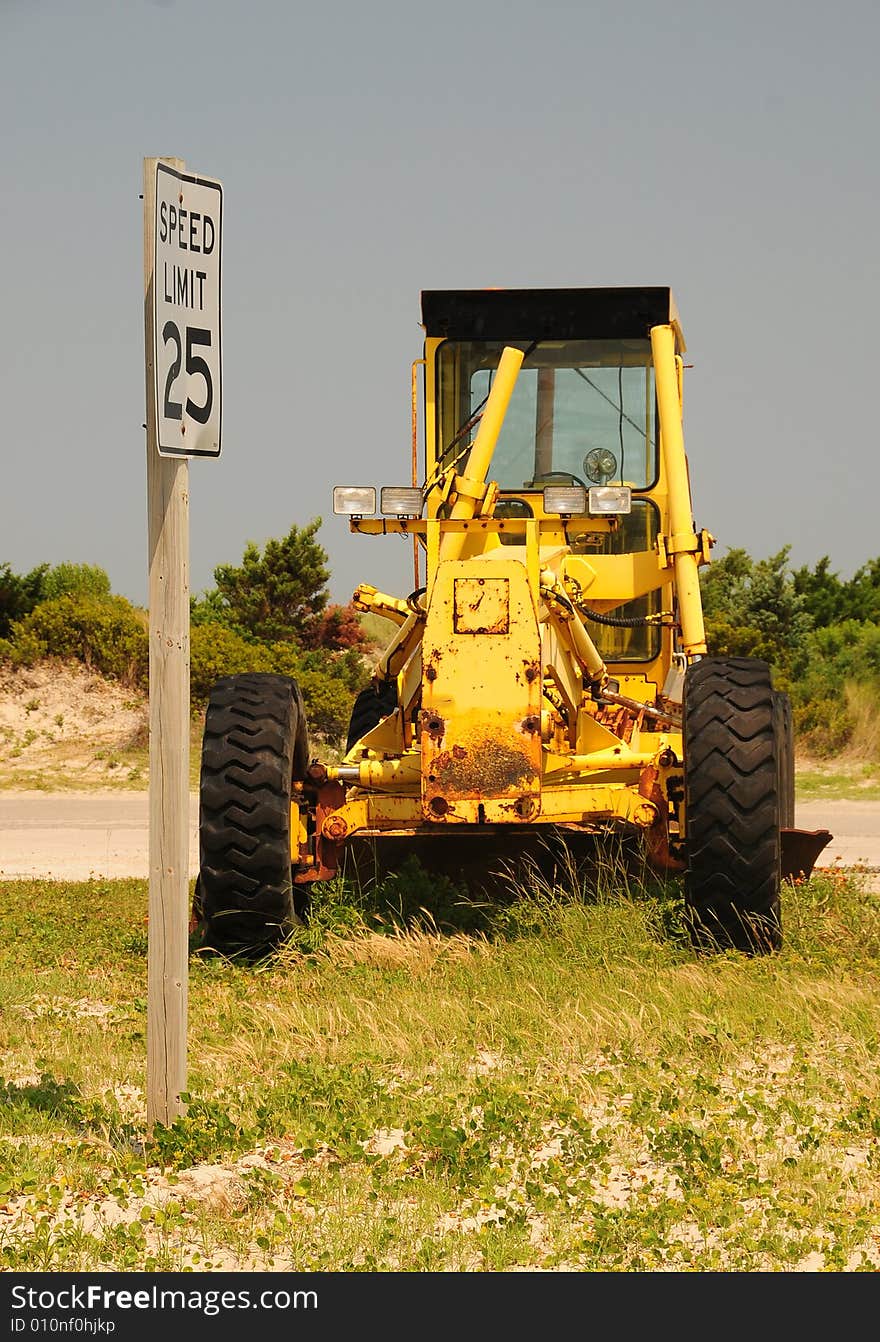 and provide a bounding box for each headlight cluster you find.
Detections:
[332,484,632,519]
[542,485,631,516]
[332,486,423,518]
